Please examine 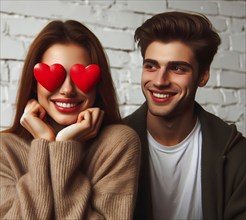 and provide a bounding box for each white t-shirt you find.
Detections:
[148,120,203,220]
